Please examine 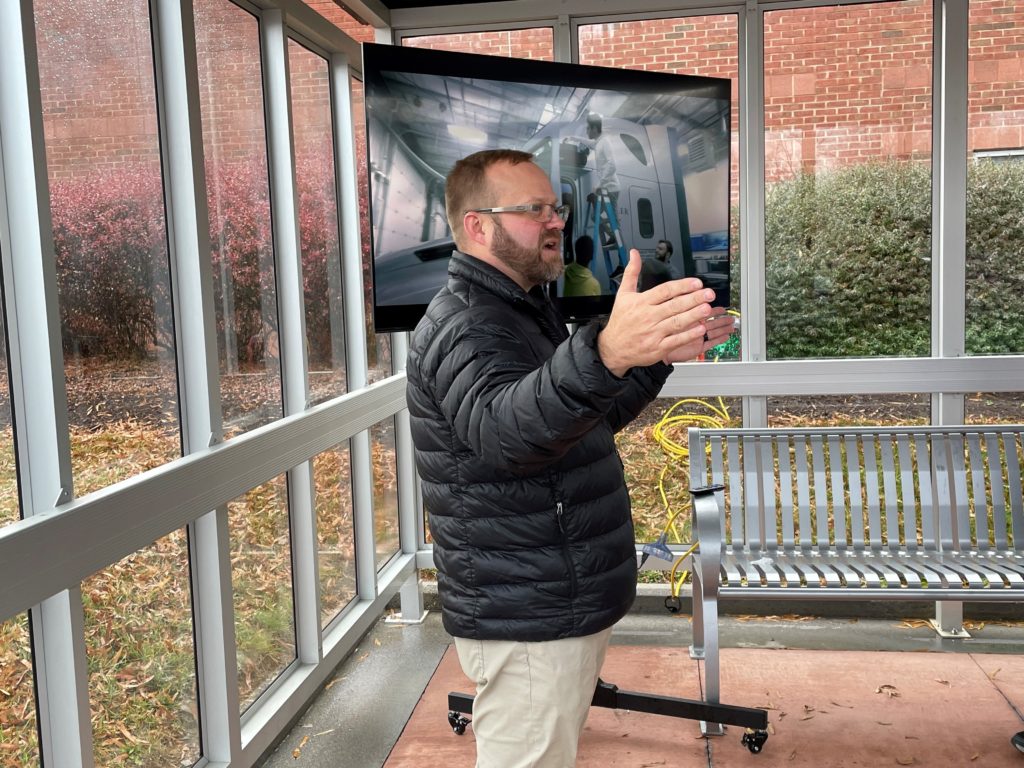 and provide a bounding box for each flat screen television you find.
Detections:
[362,42,732,333]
